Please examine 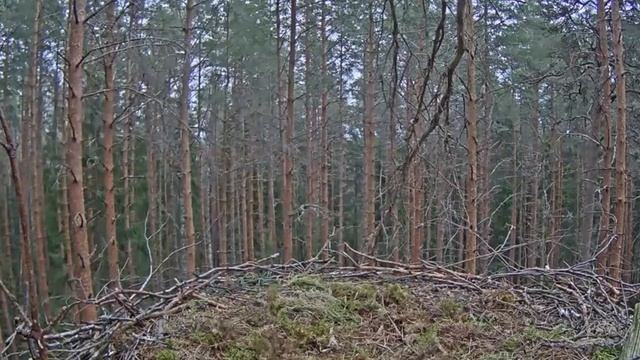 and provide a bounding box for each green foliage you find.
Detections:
[191,330,223,346]
[382,283,409,306]
[288,275,328,291]
[415,326,439,354]
[438,298,463,320]
[591,347,620,360]
[522,325,566,341]
[153,349,178,360]
[222,344,257,360]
